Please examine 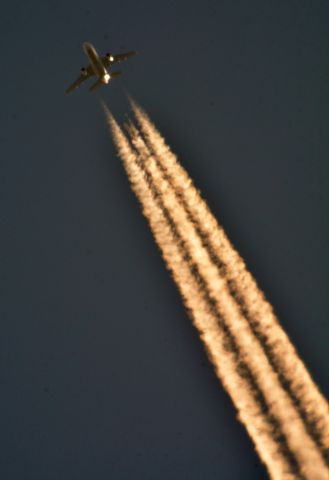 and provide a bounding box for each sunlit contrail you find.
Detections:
[104,103,329,480]
[128,100,329,461]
